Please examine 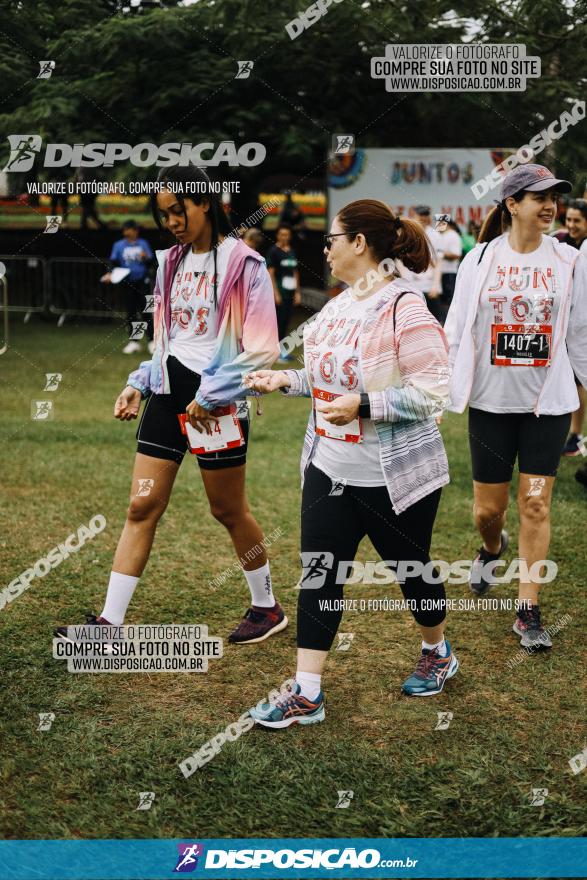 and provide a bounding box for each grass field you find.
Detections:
[0,320,586,844]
